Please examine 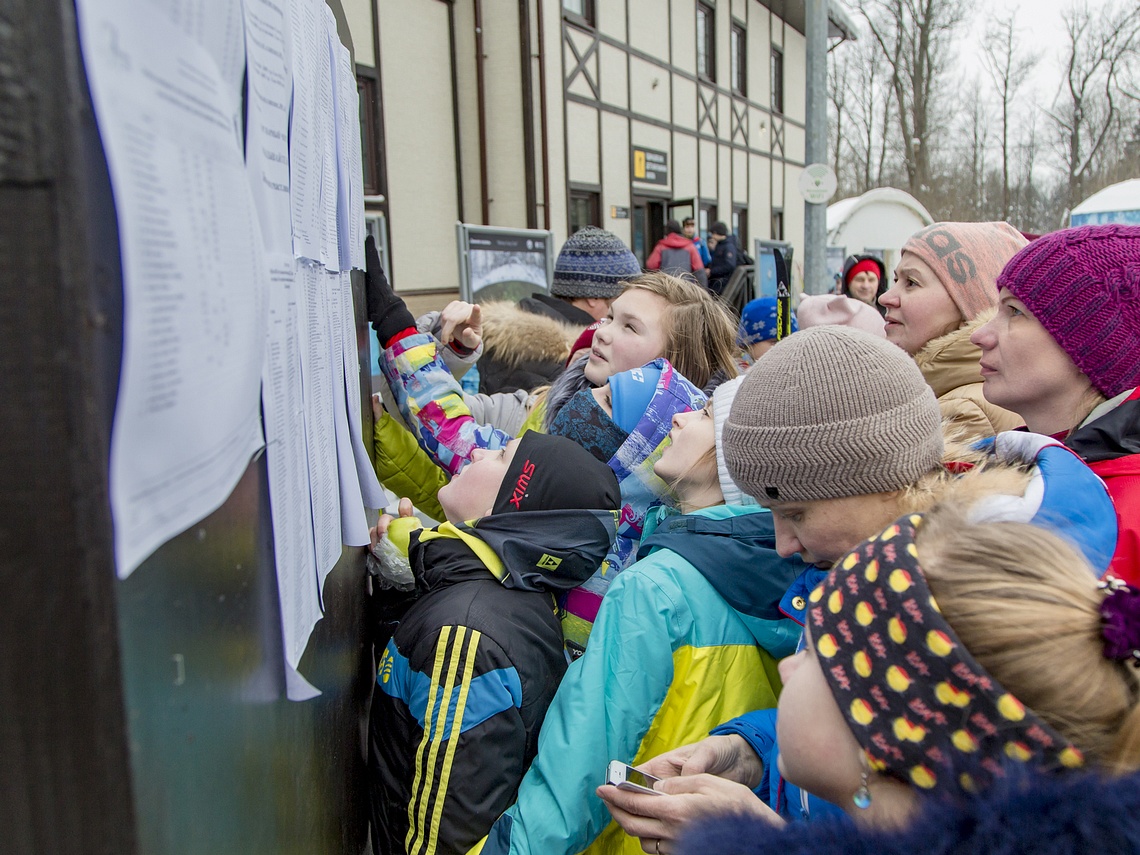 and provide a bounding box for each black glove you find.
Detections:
[365,234,415,344]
